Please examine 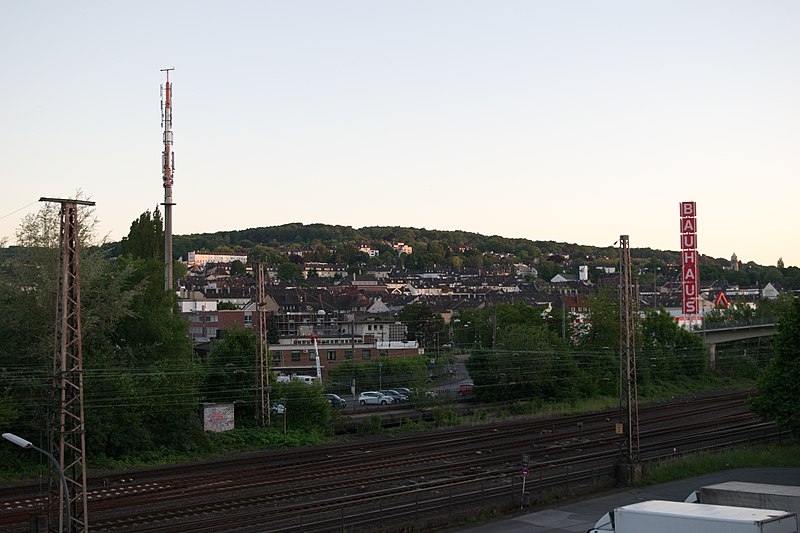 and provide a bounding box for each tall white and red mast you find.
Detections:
[161,68,175,291]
